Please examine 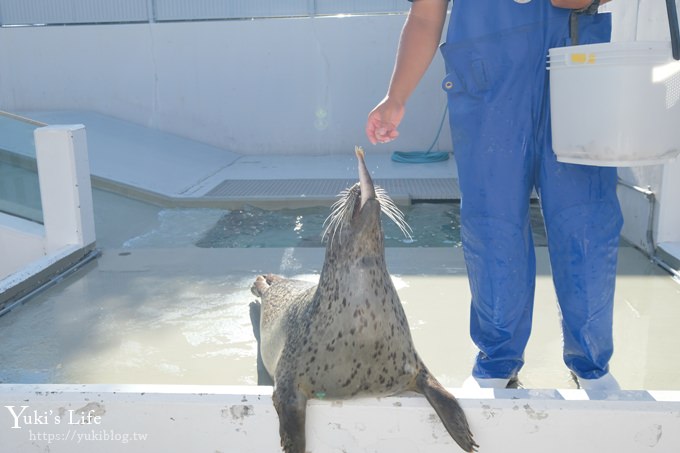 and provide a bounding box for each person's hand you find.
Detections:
[365,97,405,145]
